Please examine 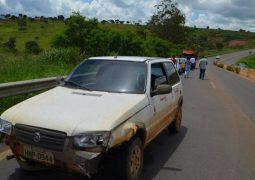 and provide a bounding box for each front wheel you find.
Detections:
[115,136,143,180]
[168,107,182,133]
